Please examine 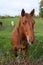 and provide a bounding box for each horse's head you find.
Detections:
[19,9,35,45]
